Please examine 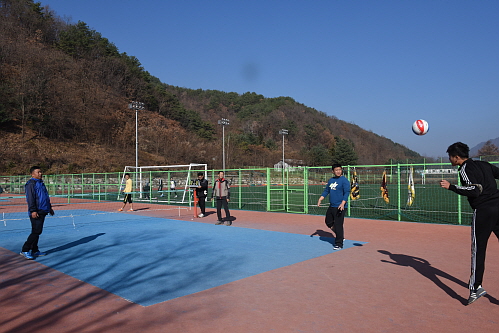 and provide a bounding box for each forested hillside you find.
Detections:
[0,0,420,175]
